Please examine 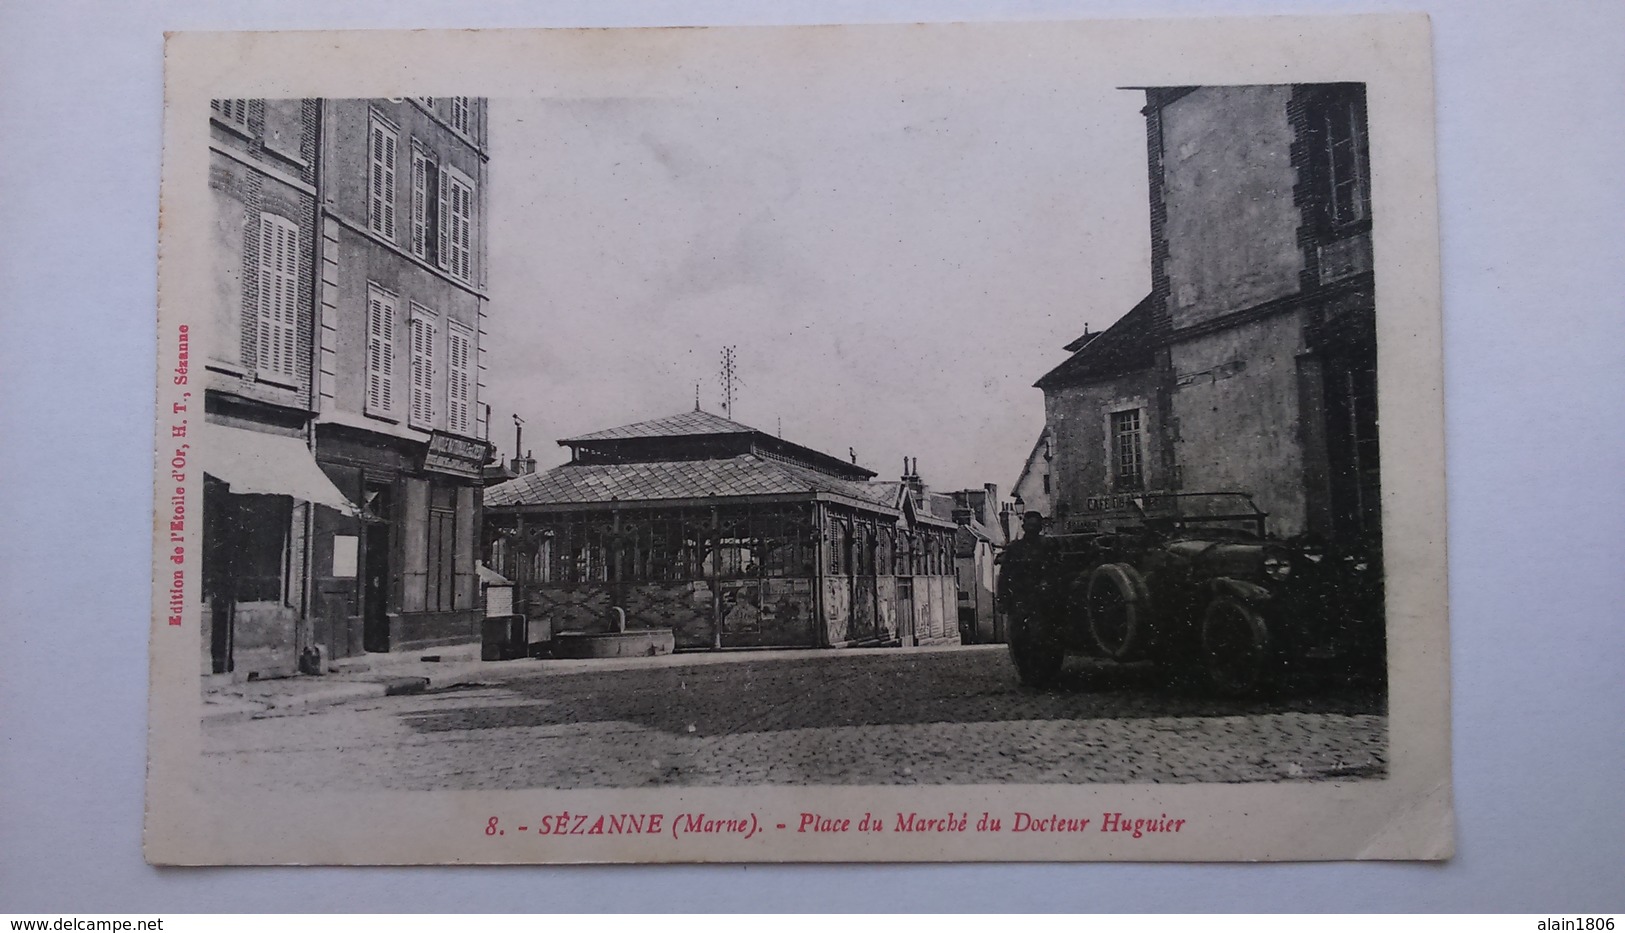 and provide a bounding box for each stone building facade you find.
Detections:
[201,99,357,679]
[1036,83,1379,549]
[309,98,494,658]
